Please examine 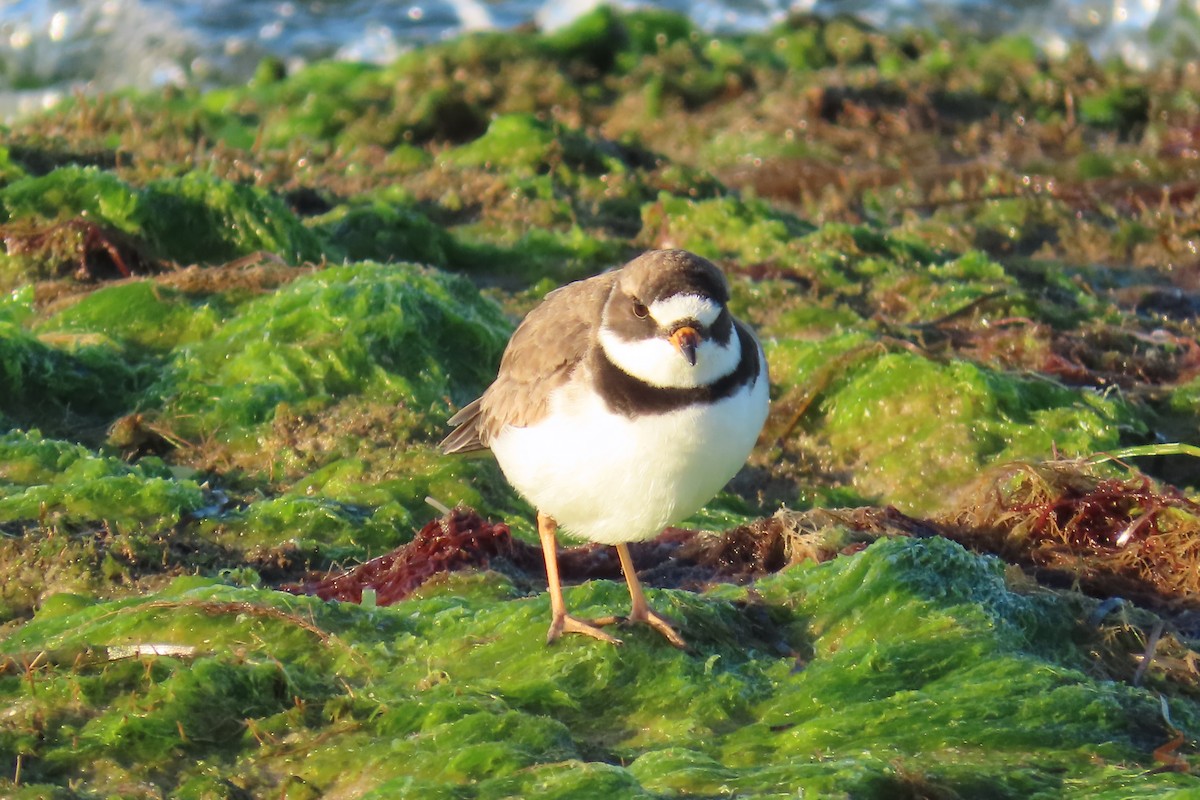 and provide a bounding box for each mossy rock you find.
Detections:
[0,319,150,432]
[36,279,219,352]
[0,429,202,526]
[1,537,1193,796]
[772,342,1142,512]
[0,9,1196,797]
[0,166,325,284]
[156,262,511,444]
[440,113,627,178]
